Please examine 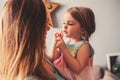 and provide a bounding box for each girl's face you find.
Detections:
[62,12,82,39]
